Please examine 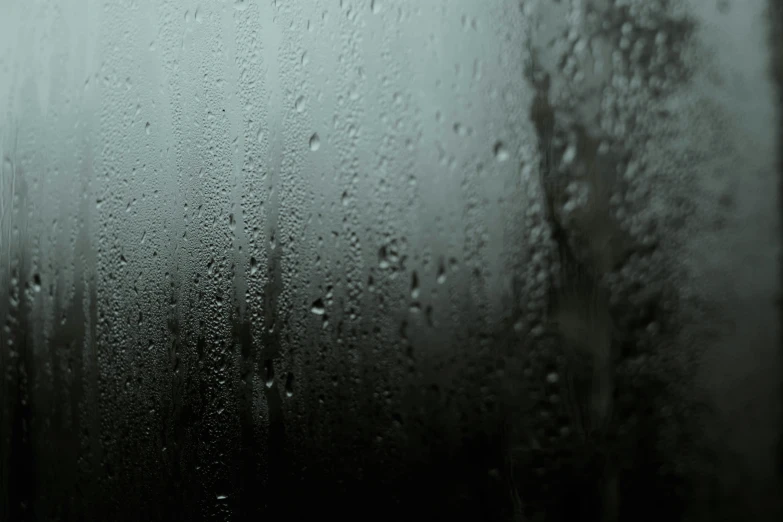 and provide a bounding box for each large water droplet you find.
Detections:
[494,141,509,162]
[295,95,306,113]
[285,372,294,397]
[311,298,325,315]
[264,360,274,388]
[437,260,447,284]
[309,133,321,151]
